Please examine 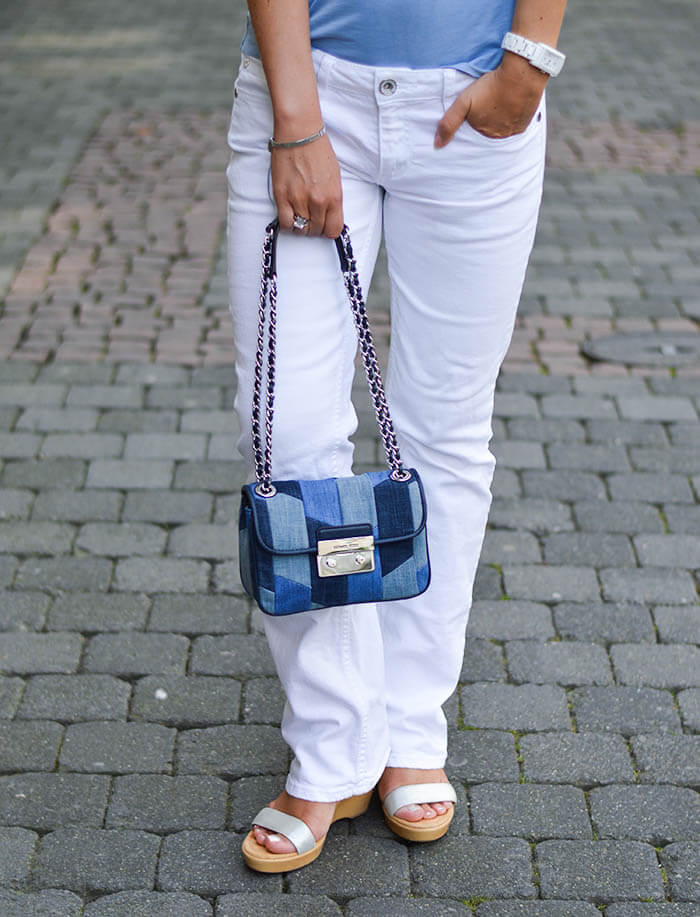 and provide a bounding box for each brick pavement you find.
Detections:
[0,0,699,914]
